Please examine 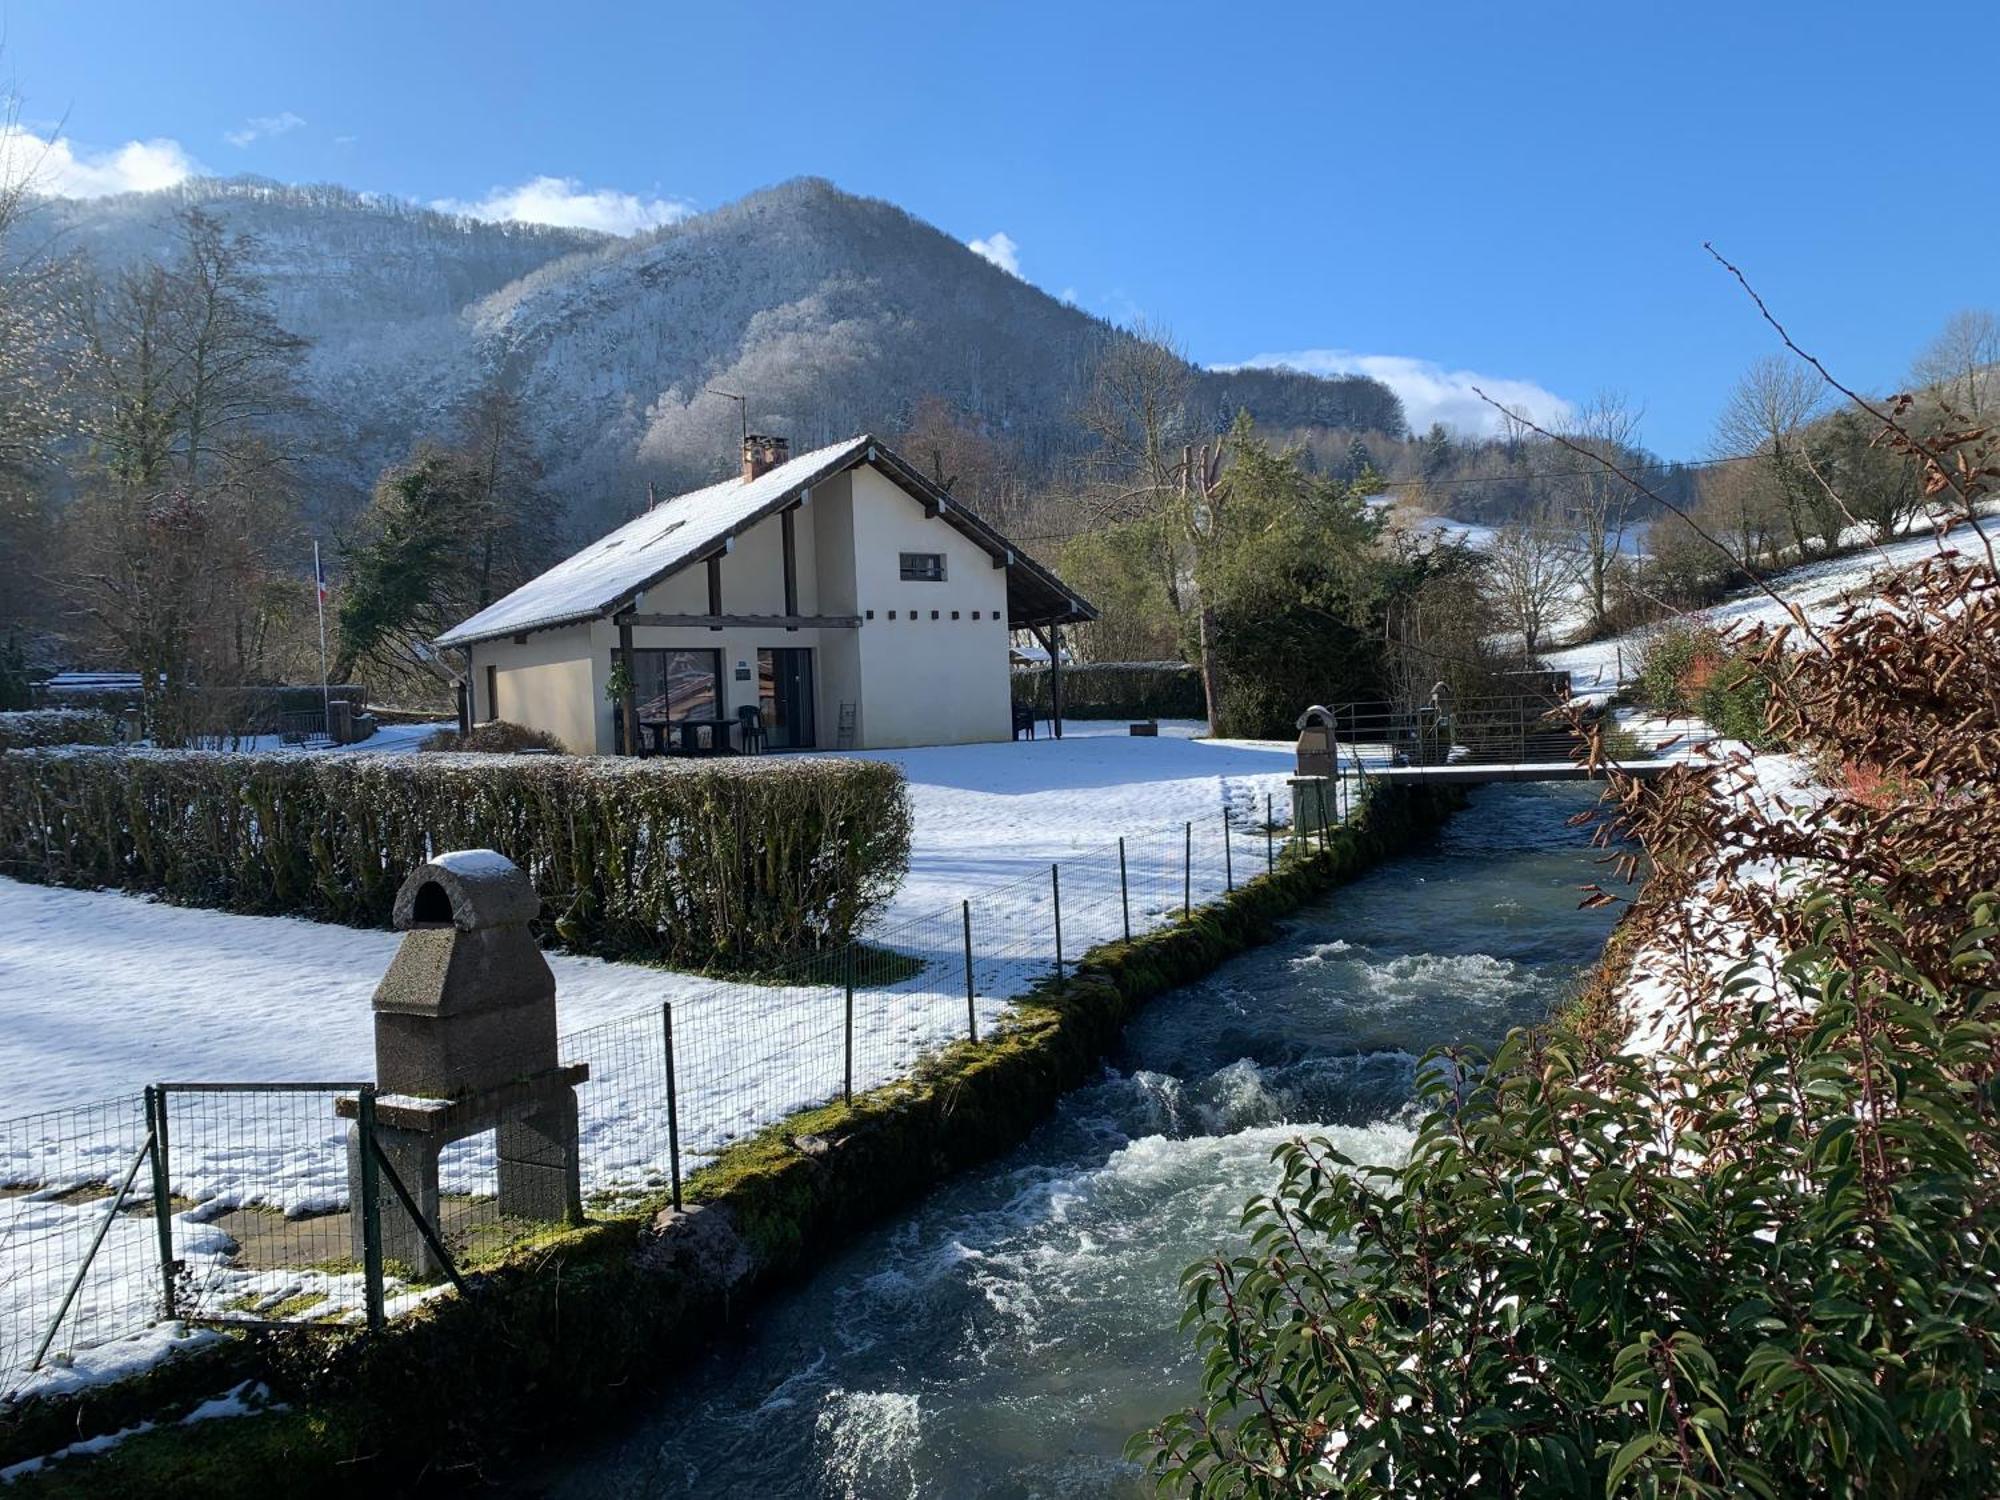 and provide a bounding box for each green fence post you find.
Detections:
[843,945,856,1106]
[1183,821,1192,919]
[1265,792,1275,874]
[962,900,978,1043]
[662,1002,683,1211]
[1052,863,1064,989]
[1223,809,1233,892]
[146,1085,176,1321]
[1118,836,1130,942]
[1318,781,1331,852]
[356,1085,385,1333]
